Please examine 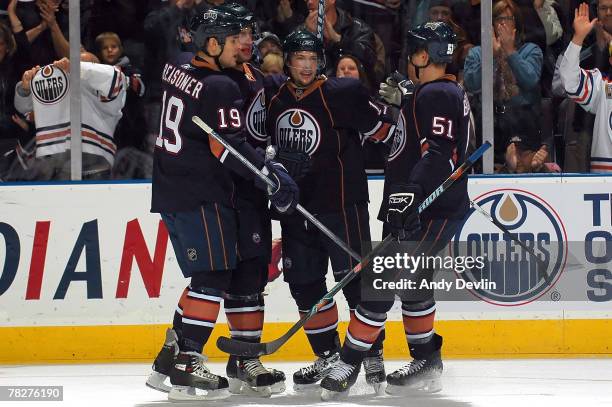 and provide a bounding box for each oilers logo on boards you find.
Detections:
[275,108,321,155]
[452,189,567,306]
[246,89,267,141]
[388,111,407,161]
[32,65,69,105]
